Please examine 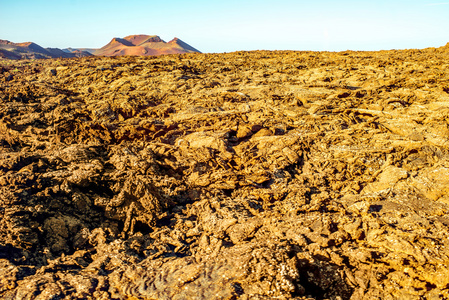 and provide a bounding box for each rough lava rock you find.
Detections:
[1,46,449,299]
